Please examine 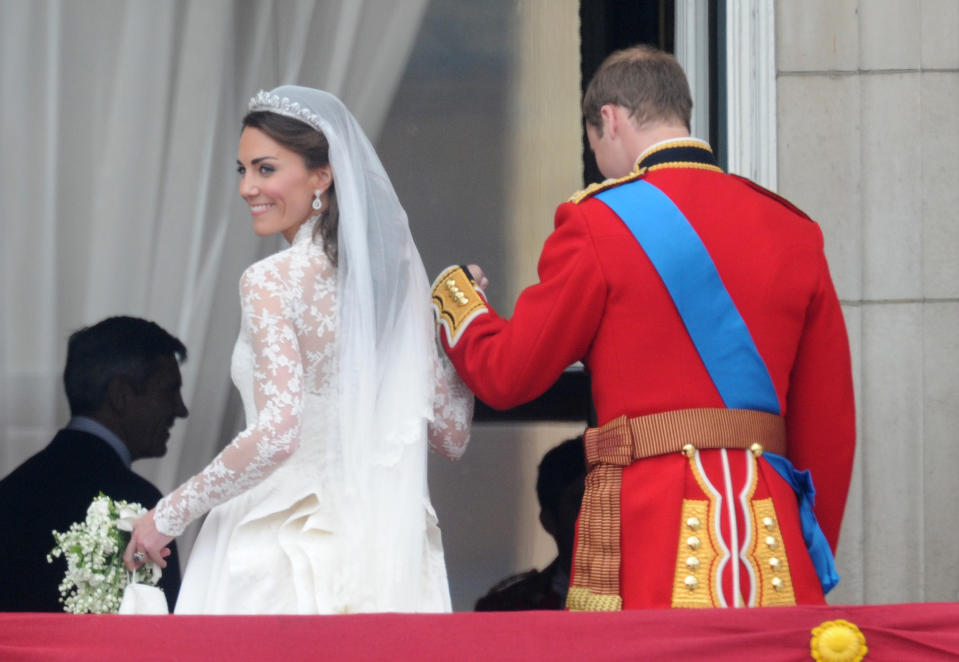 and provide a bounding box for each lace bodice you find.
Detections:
[154,221,472,537]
